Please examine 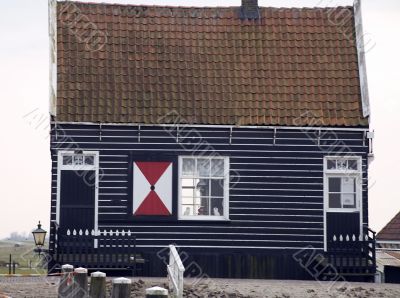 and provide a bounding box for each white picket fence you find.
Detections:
[167,245,185,298]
